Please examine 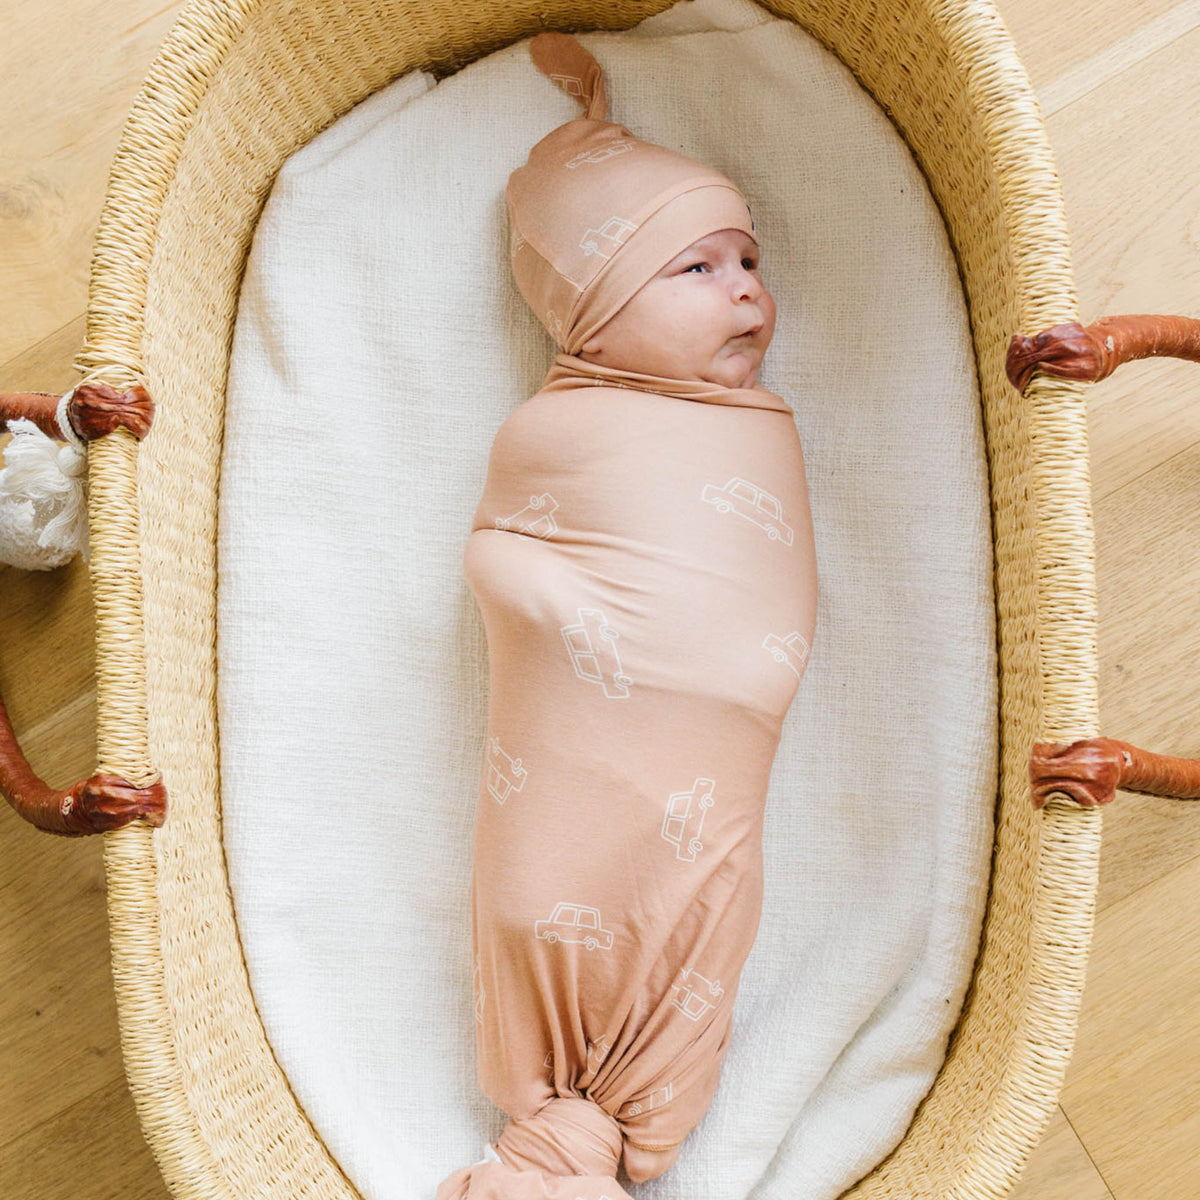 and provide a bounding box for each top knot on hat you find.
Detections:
[530,31,609,120]
[506,32,756,355]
